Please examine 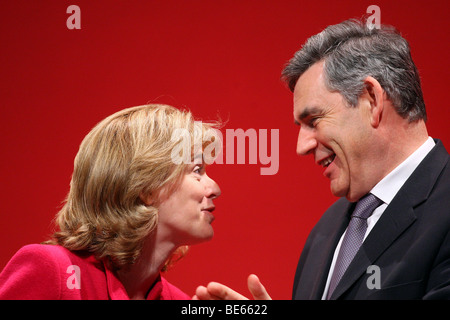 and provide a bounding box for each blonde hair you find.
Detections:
[48,104,220,270]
